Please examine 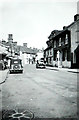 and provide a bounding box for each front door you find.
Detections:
[59,51,62,67]
[76,51,79,68]
[75,45,79,68]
